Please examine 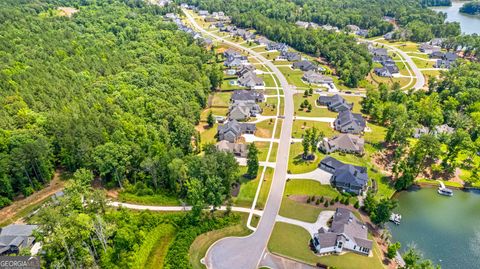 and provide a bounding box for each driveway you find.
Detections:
[287,169,332,184]
[276,210,334,236]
